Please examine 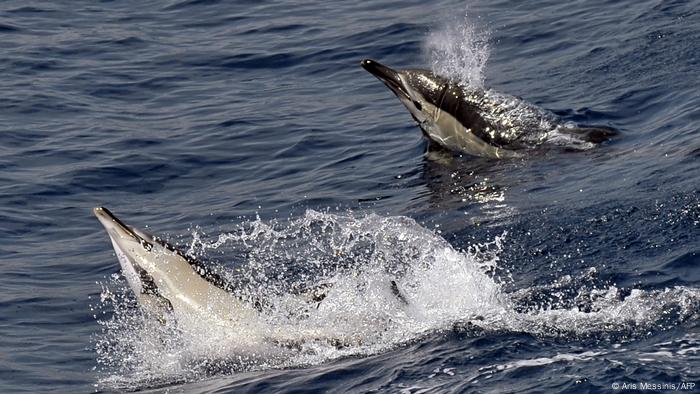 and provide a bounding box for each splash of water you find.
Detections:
[93,210,700,390]
[423,12,491,88]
